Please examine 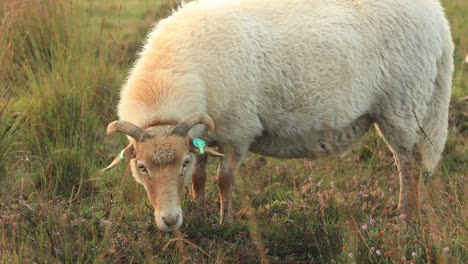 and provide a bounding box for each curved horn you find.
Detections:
[171,112,215,137]
[106,120,144,140]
